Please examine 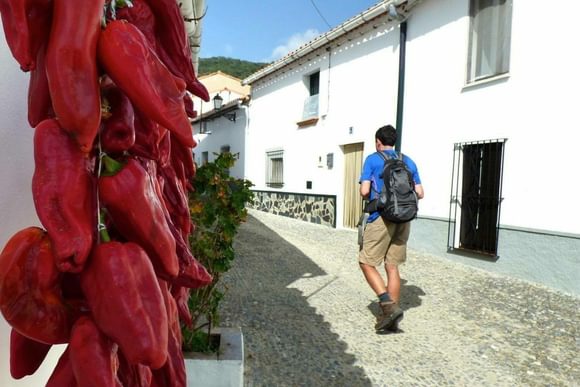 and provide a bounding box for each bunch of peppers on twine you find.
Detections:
[0,0,214,385]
